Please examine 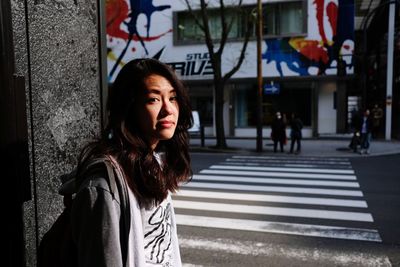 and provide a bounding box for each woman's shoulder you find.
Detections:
[77,161,119,197]
[78,166,114,193]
